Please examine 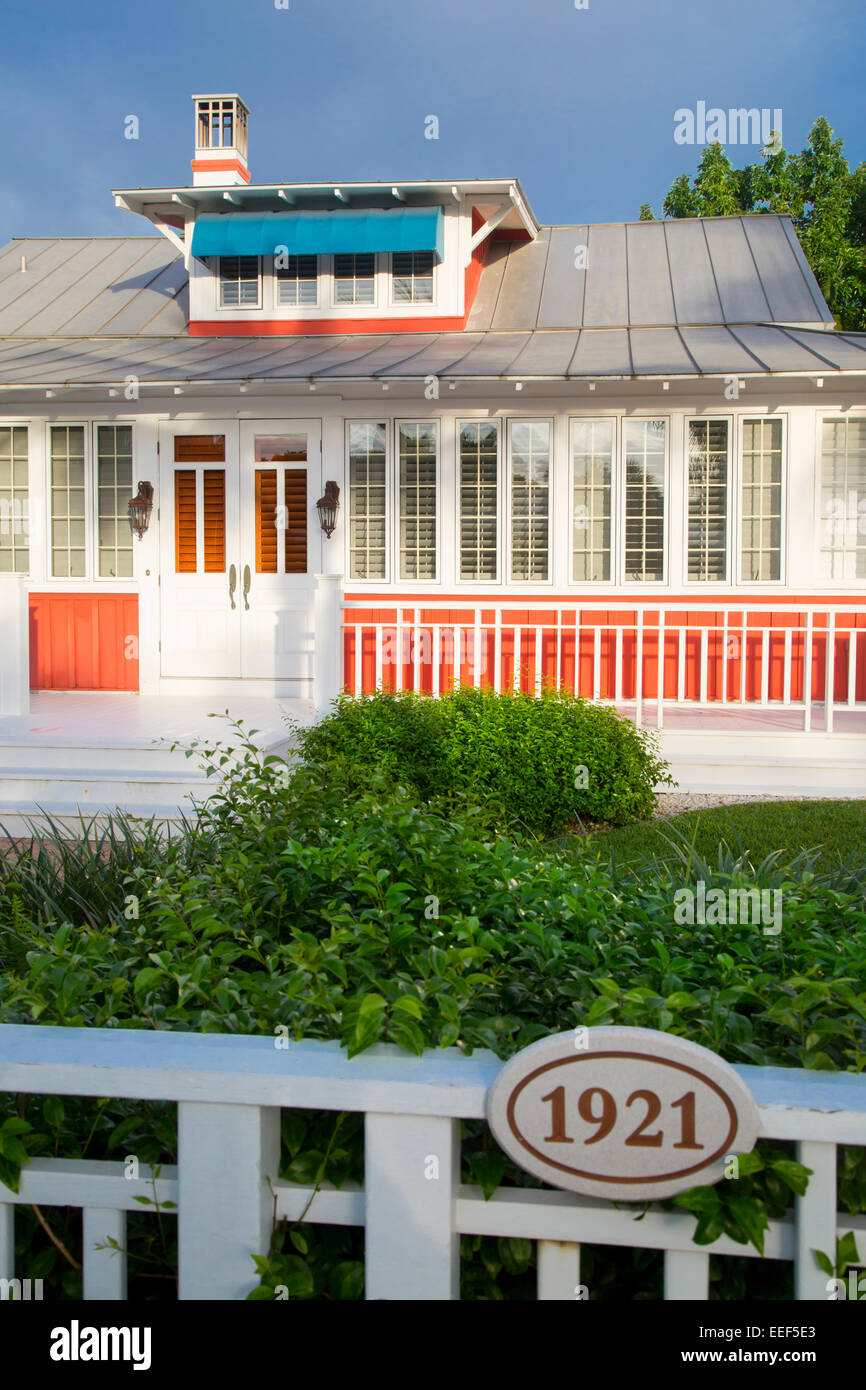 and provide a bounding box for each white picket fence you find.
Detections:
[1,1024,865,1301]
